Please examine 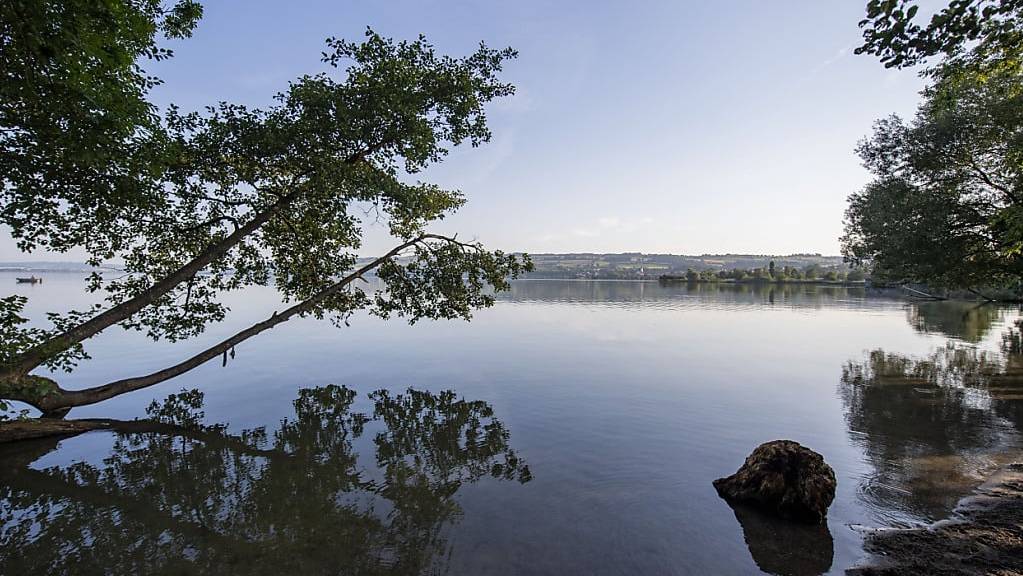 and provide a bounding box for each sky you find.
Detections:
[4,0,931,260]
